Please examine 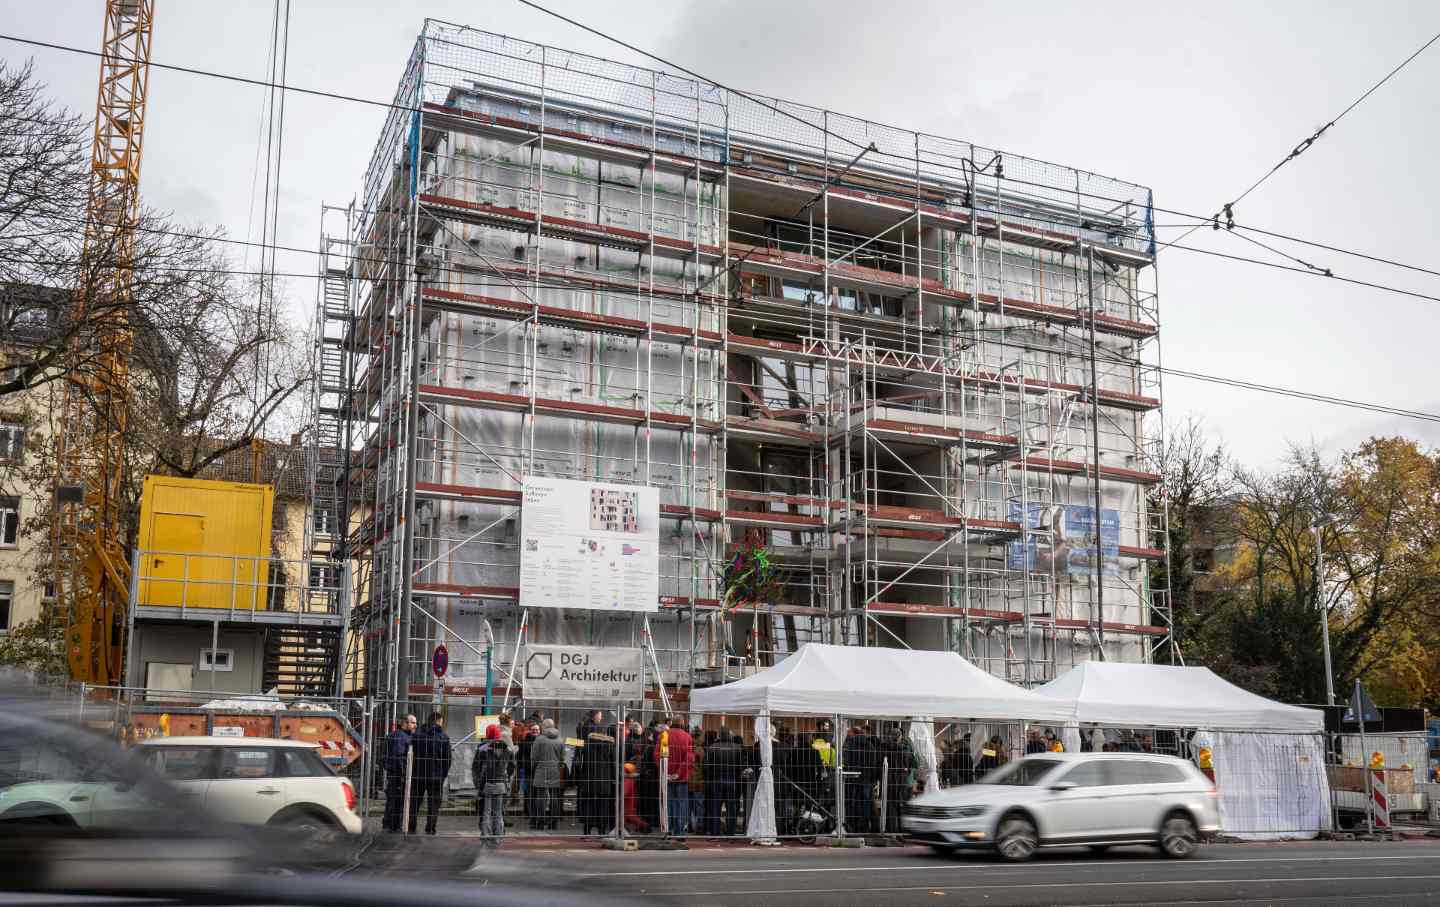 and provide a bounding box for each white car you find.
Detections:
[903,752,1219,861]
[0,737,360,835]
